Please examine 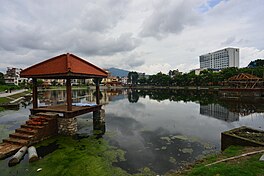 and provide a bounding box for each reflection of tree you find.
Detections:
[128,90,139,103]
[219,100,264,116]
[137,89,264,116]
[138,89,219,104]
